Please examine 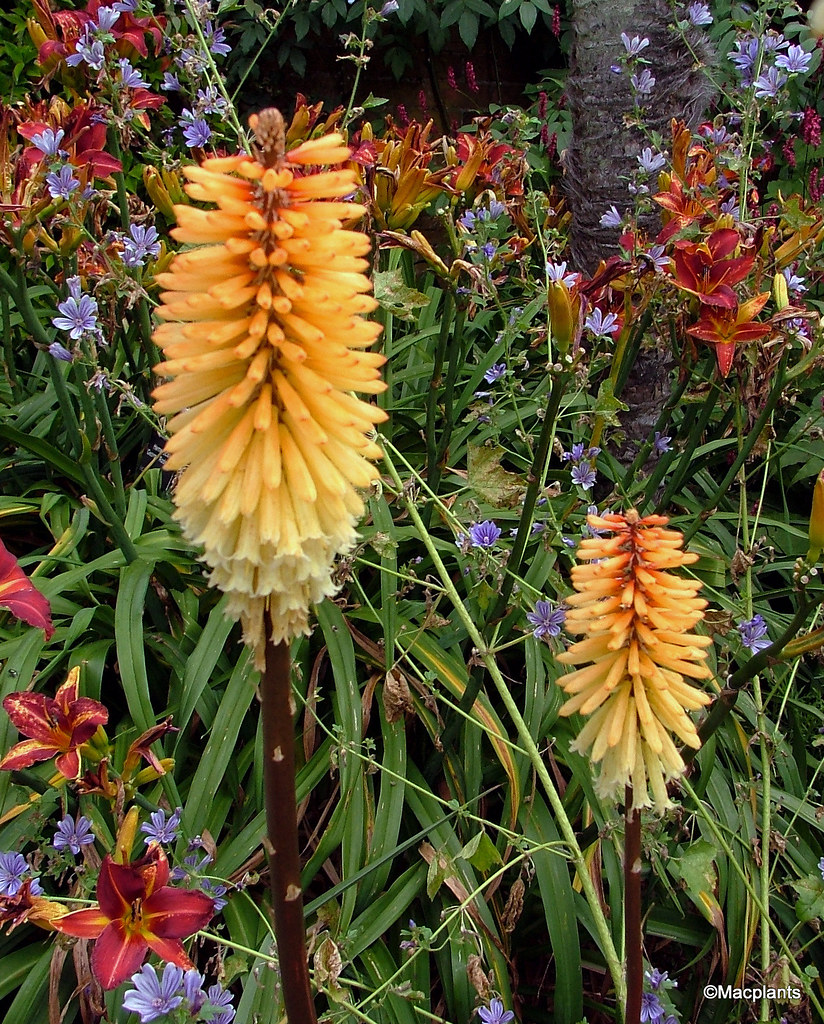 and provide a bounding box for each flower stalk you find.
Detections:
[624,791,642,1024]
[261,627,316,1024]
